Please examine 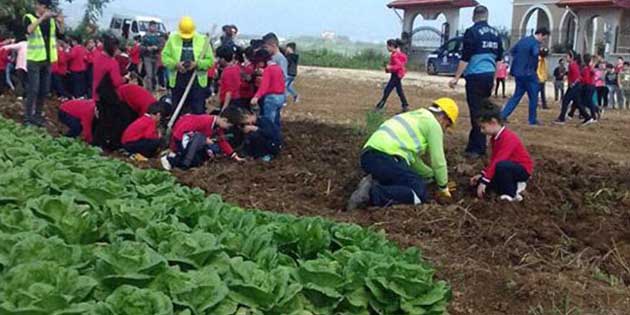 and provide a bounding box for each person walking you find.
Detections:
[22,0,64,126]
[162,16,214,114]
[501,28,550,125]
[553,58,567,103]
[448,5,504,159]
[375,39,409,112]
